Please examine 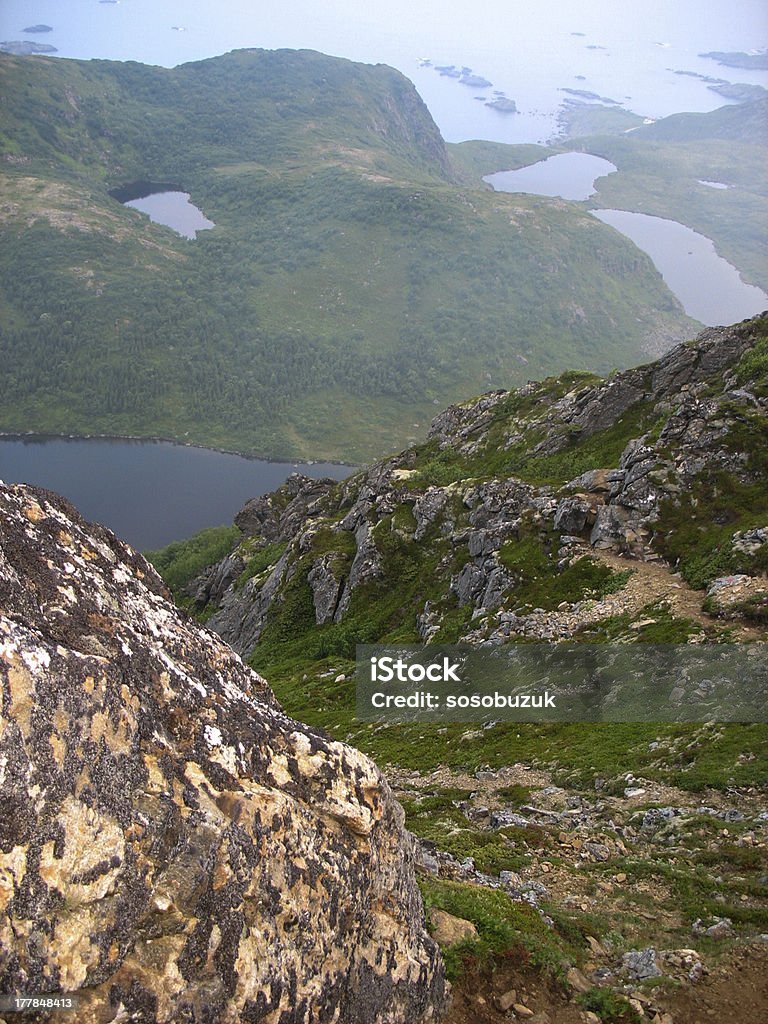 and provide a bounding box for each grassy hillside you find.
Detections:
[0,49,696,461]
